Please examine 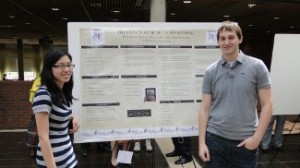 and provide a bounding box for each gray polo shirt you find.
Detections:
[202,51,271,140]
